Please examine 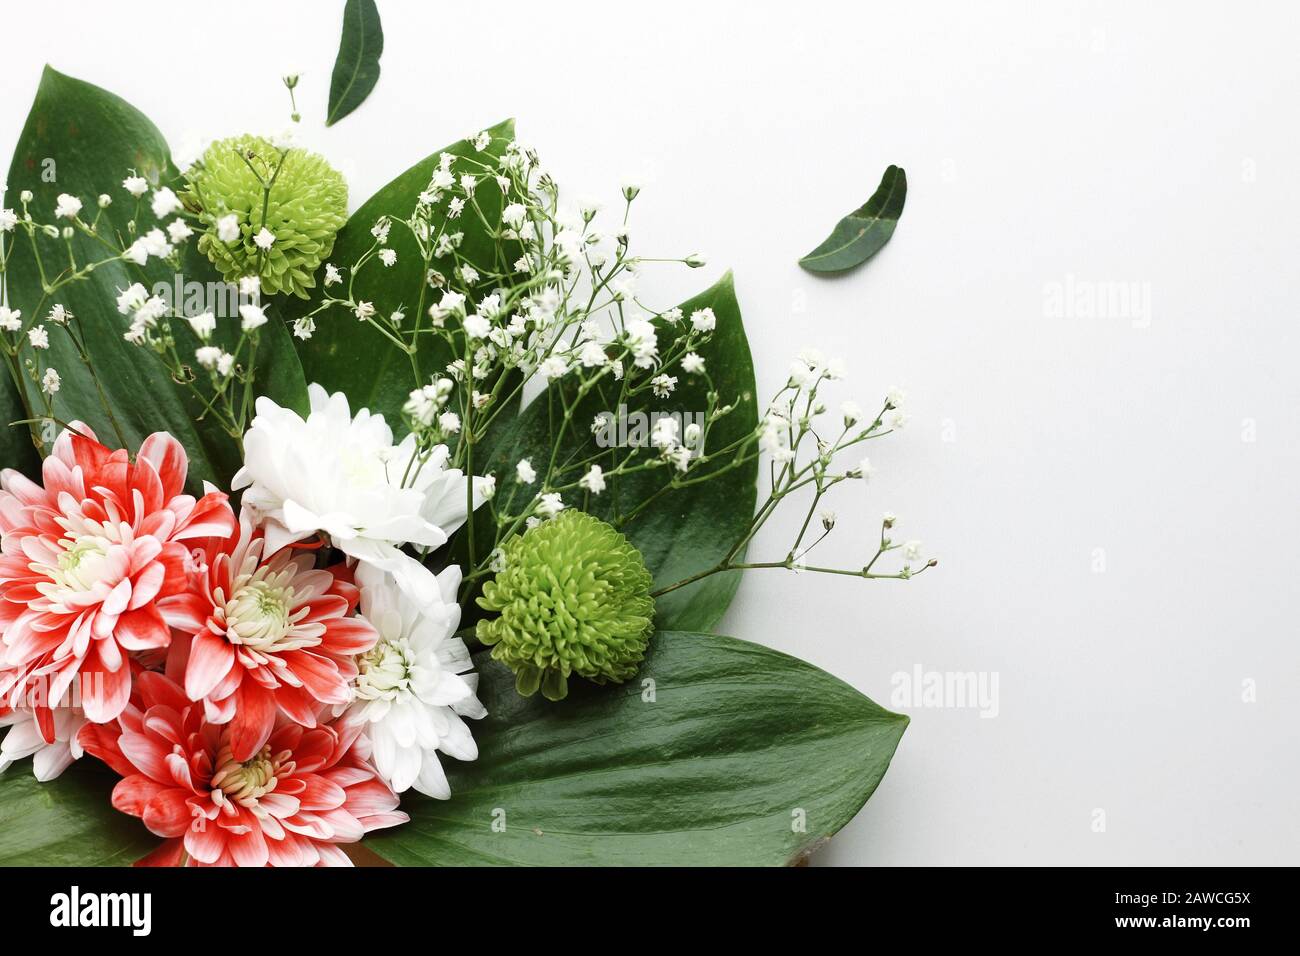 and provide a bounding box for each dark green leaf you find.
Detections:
[0,760,157,866]
[4,66,308,489]
[462,272,757,632]
[287,120,514,432]
[364,630,907,866]
[798,165,906,274]
[0,373,41,480]
[326,0,385,127]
